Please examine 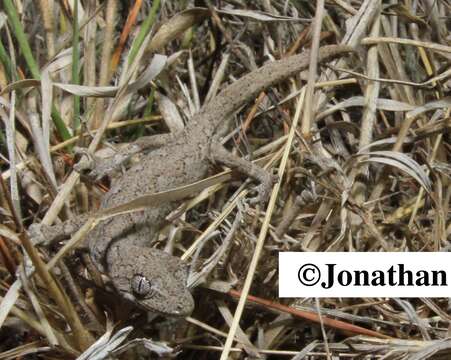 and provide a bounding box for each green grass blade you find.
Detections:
[3,0,71,141]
